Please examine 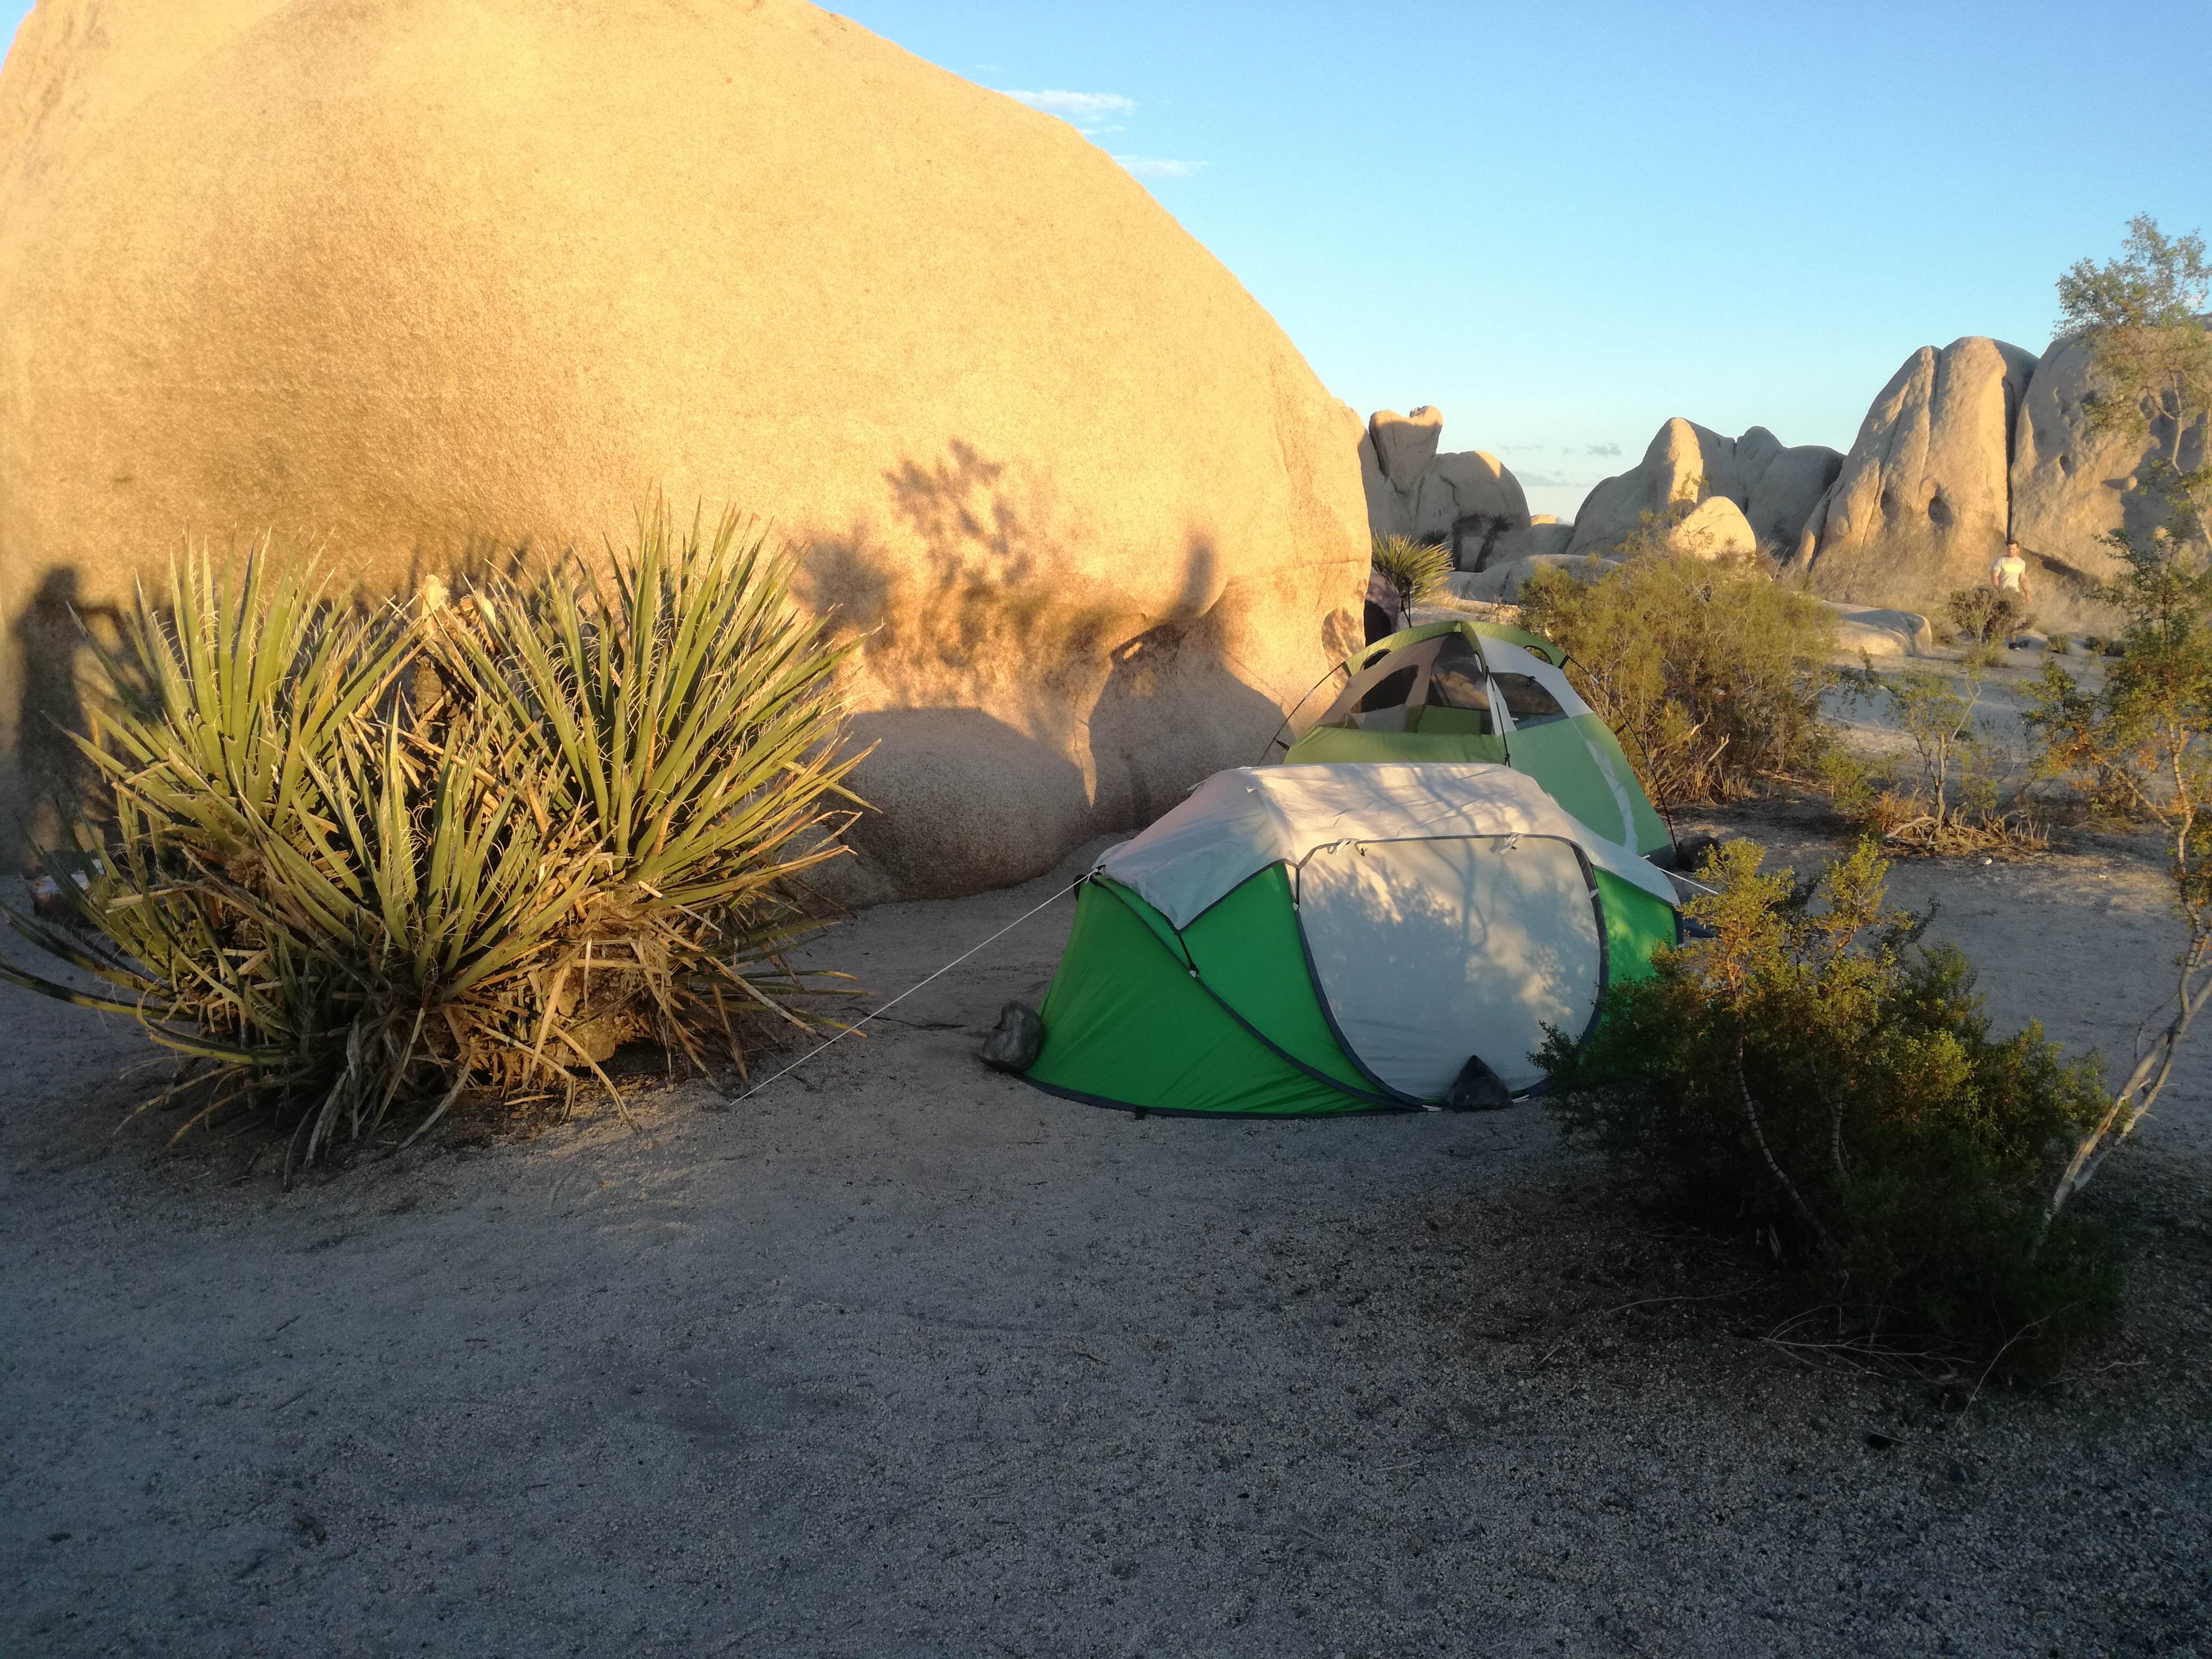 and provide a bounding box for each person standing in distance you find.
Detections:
[1989,538,2034,642]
